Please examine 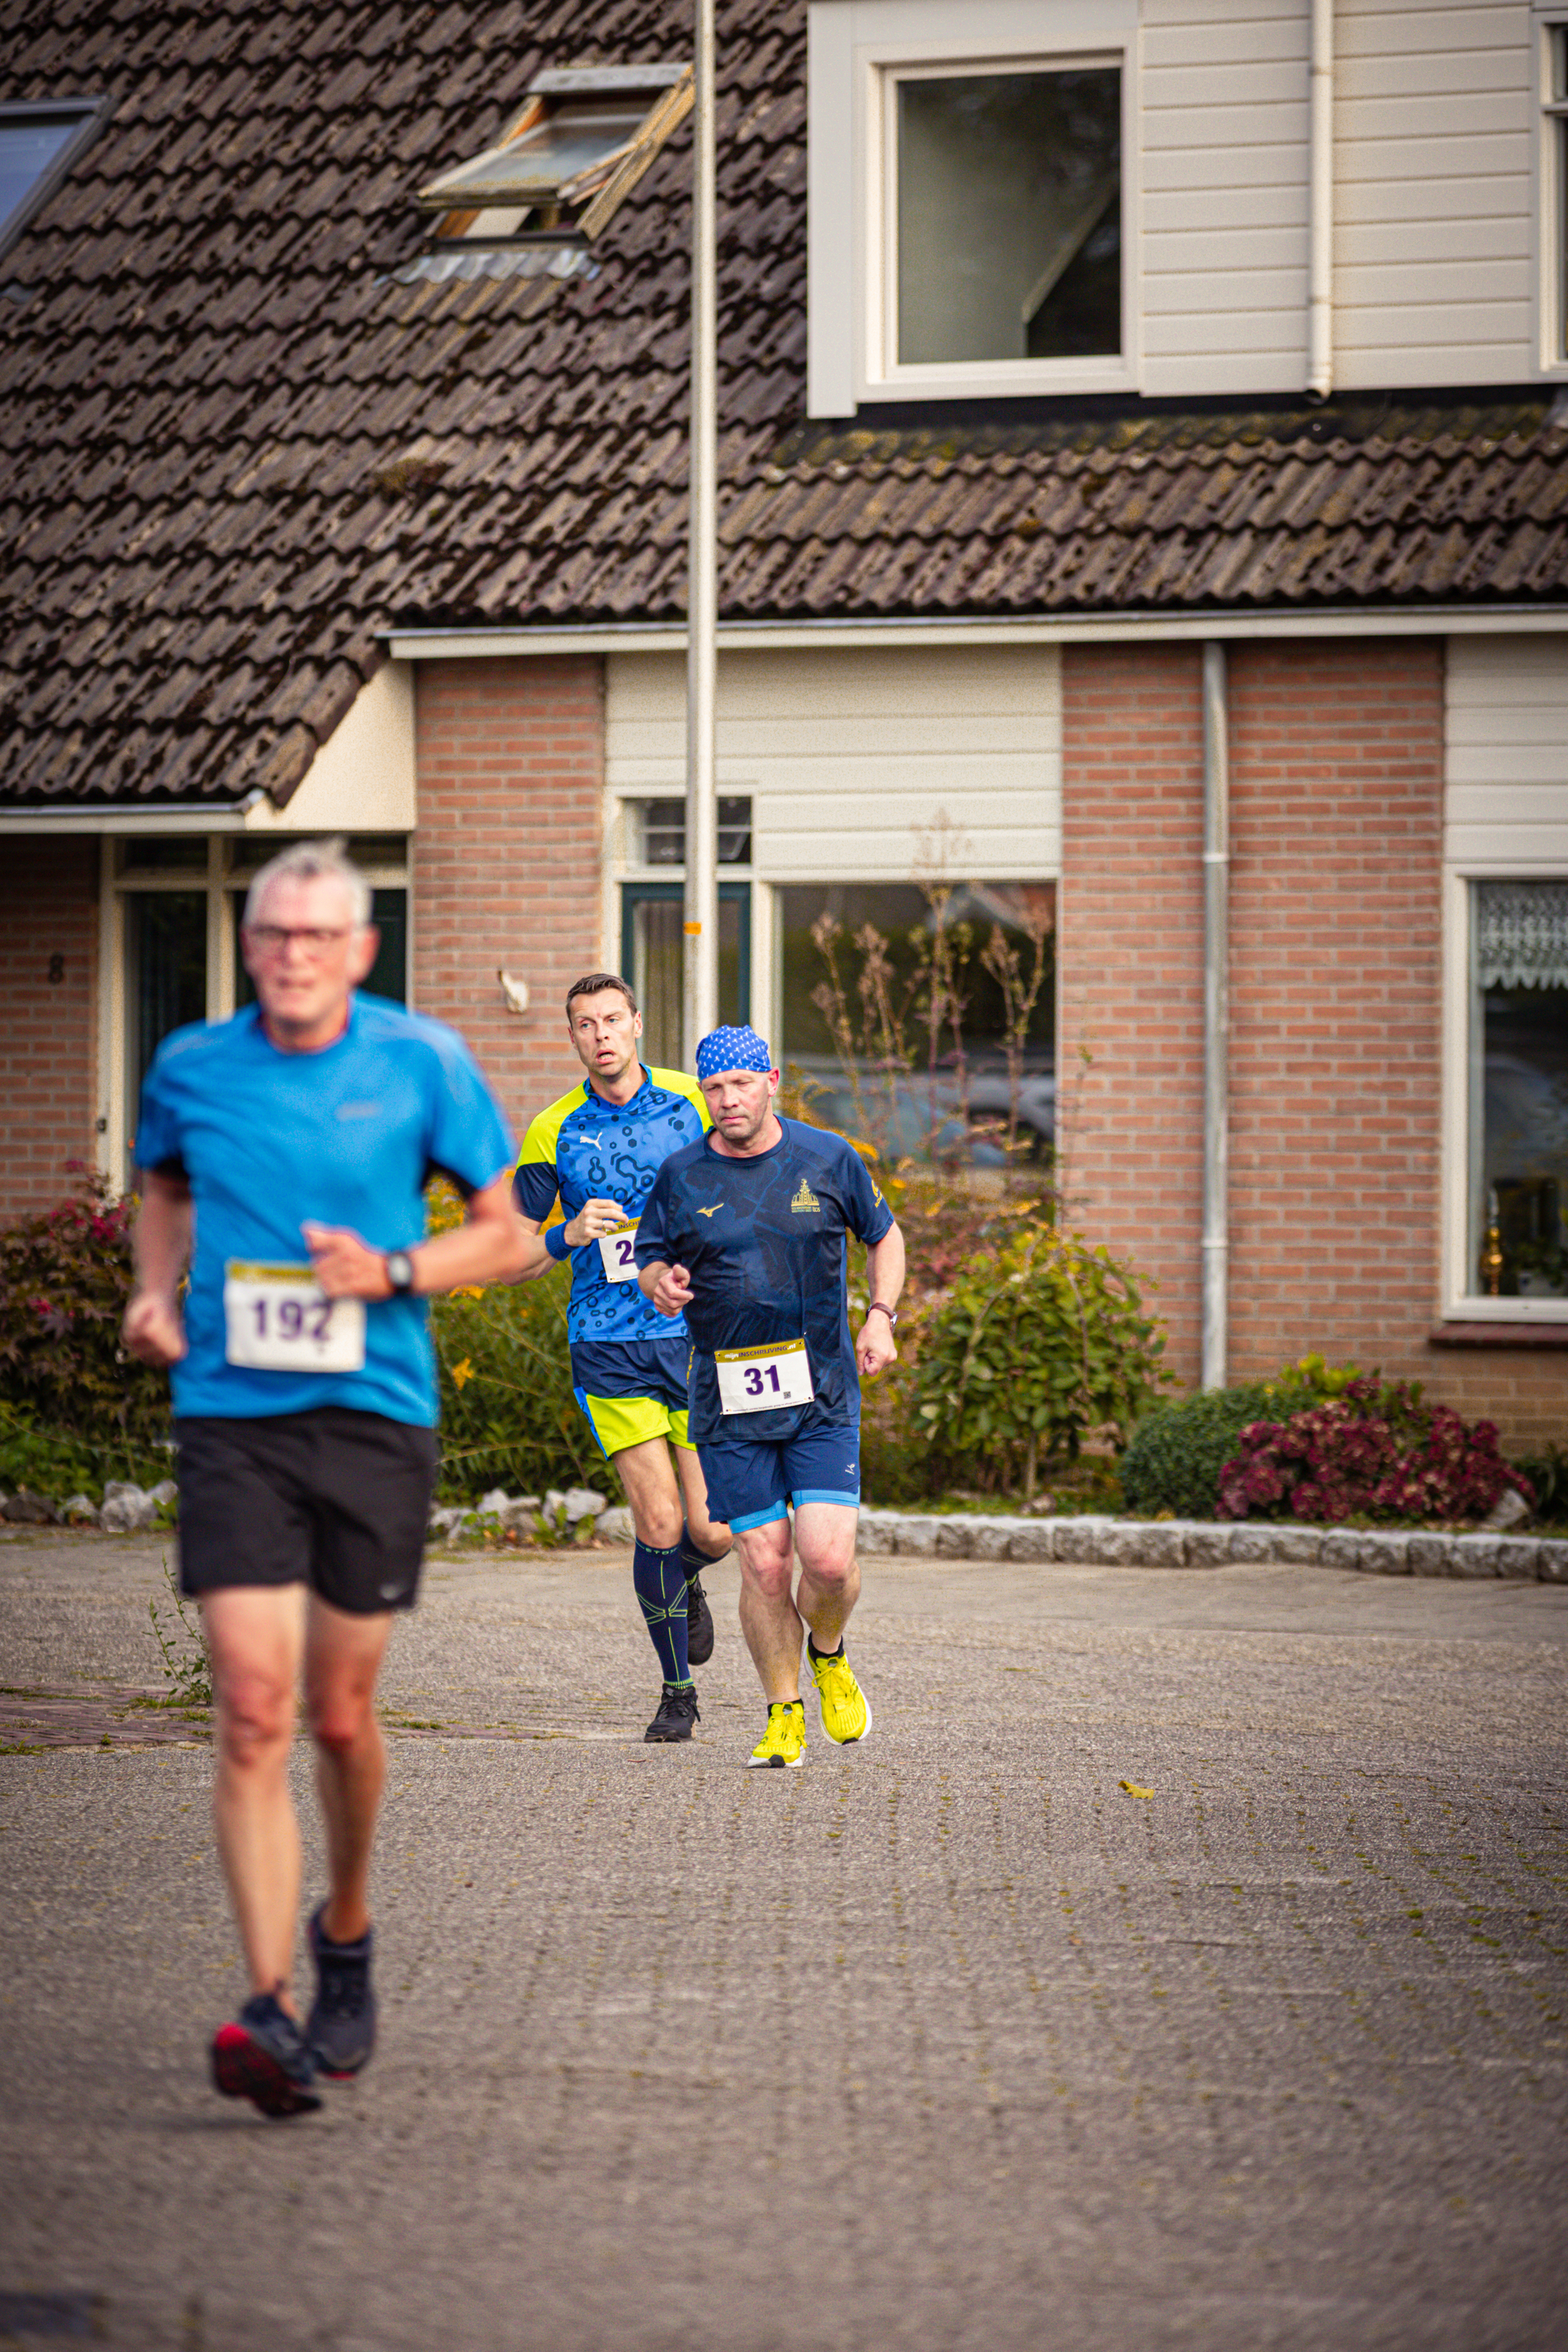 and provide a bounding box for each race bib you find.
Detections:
[597,1219,641,1284]
[223,1261,366,1374]
[715,1338,814,1416]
